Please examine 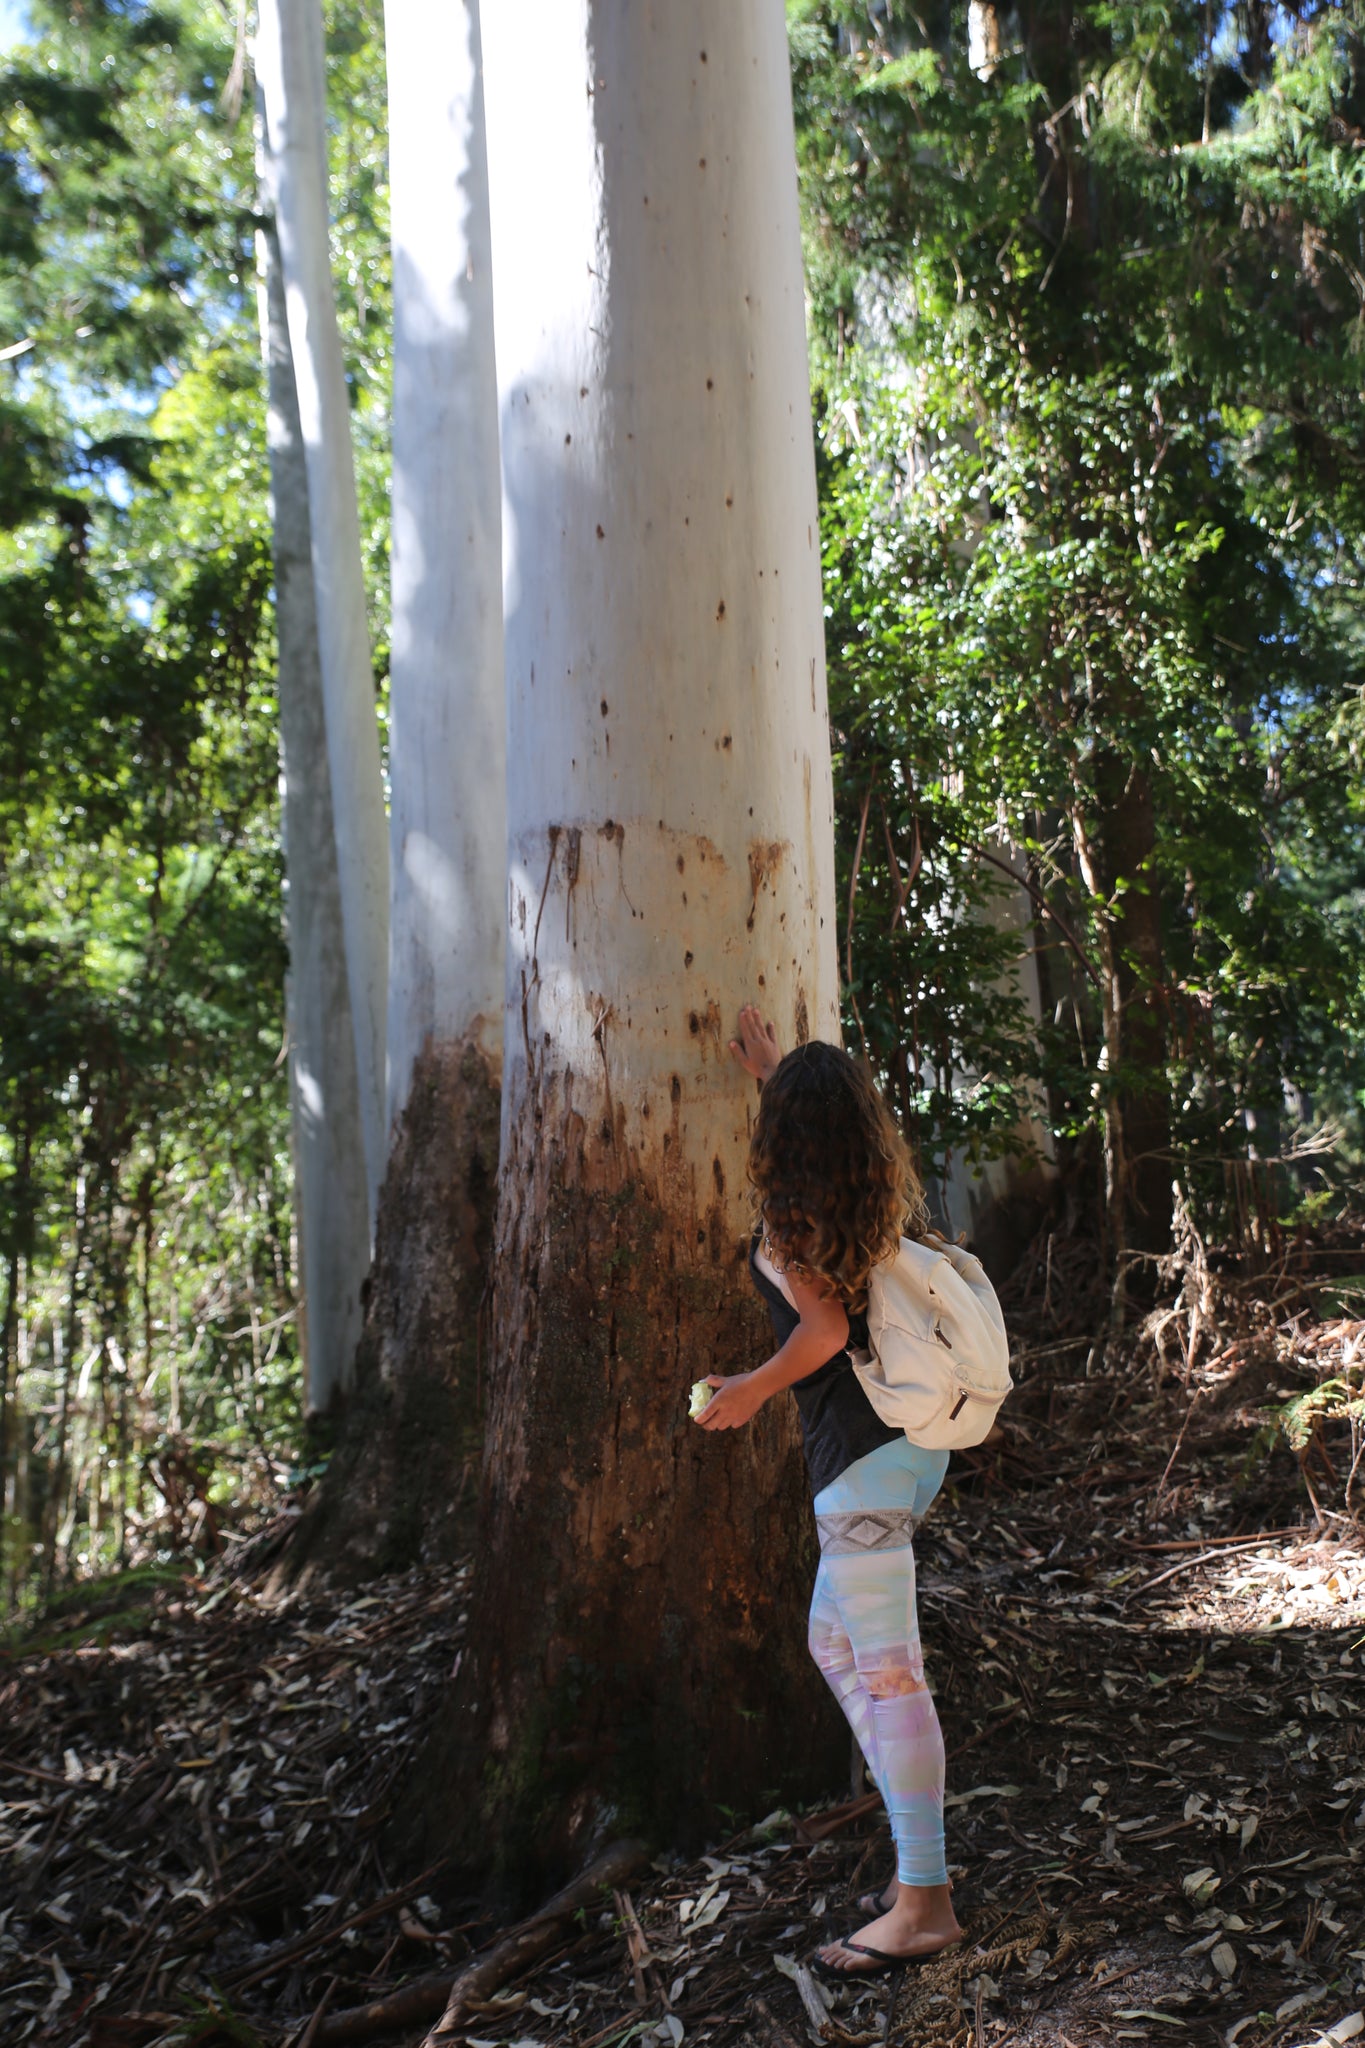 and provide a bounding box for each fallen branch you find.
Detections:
[312,1838,649,2048]
[1129,1532,1300,1599]
[793,1790,882,1843]
[1130,1526,1306,1554]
